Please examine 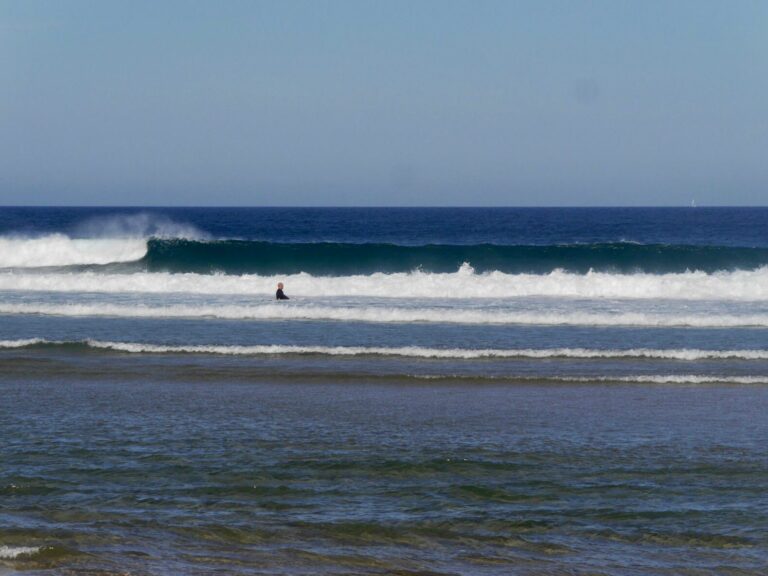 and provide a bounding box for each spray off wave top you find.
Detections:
[0,214,207,269]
